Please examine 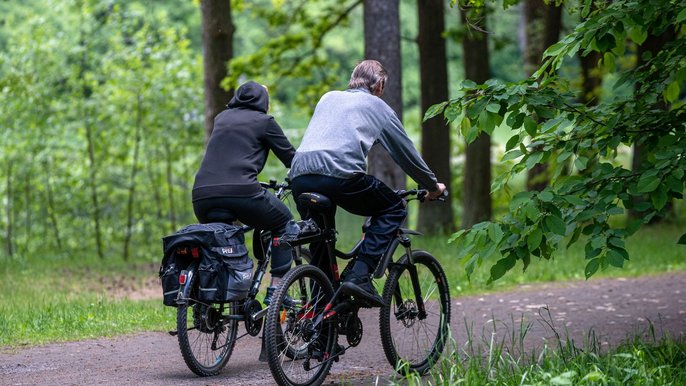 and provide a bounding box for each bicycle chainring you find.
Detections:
[344,313,363,347]
[243,299,263,337]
